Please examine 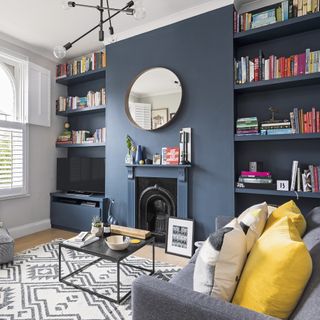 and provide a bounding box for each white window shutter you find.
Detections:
[28,62,51,127]
[129,102,151,130]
